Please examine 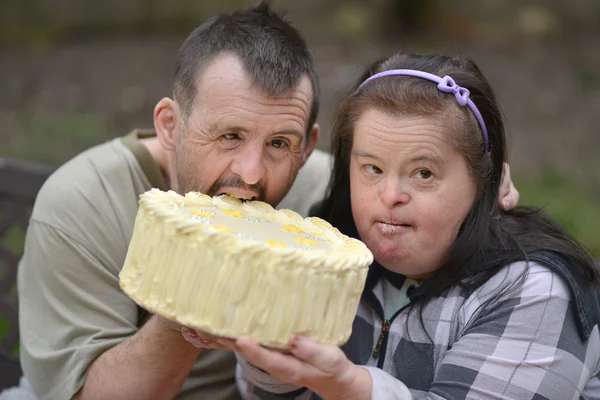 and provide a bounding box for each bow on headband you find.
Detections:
[437,75,470,107]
